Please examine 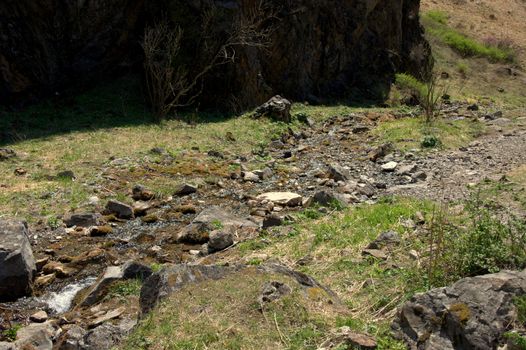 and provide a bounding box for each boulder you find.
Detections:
[257,192,302,207]
[207,230,235,253]
[63,213,101,228]
[173,183,198,197]
[105,200,134,219]
[328,164,350,182]
[307,191,349,208]
[392,270,526,349]
[253,95,292,123]
[0,220,36,301]
[1,322,55,350]
[193,207,258,229]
